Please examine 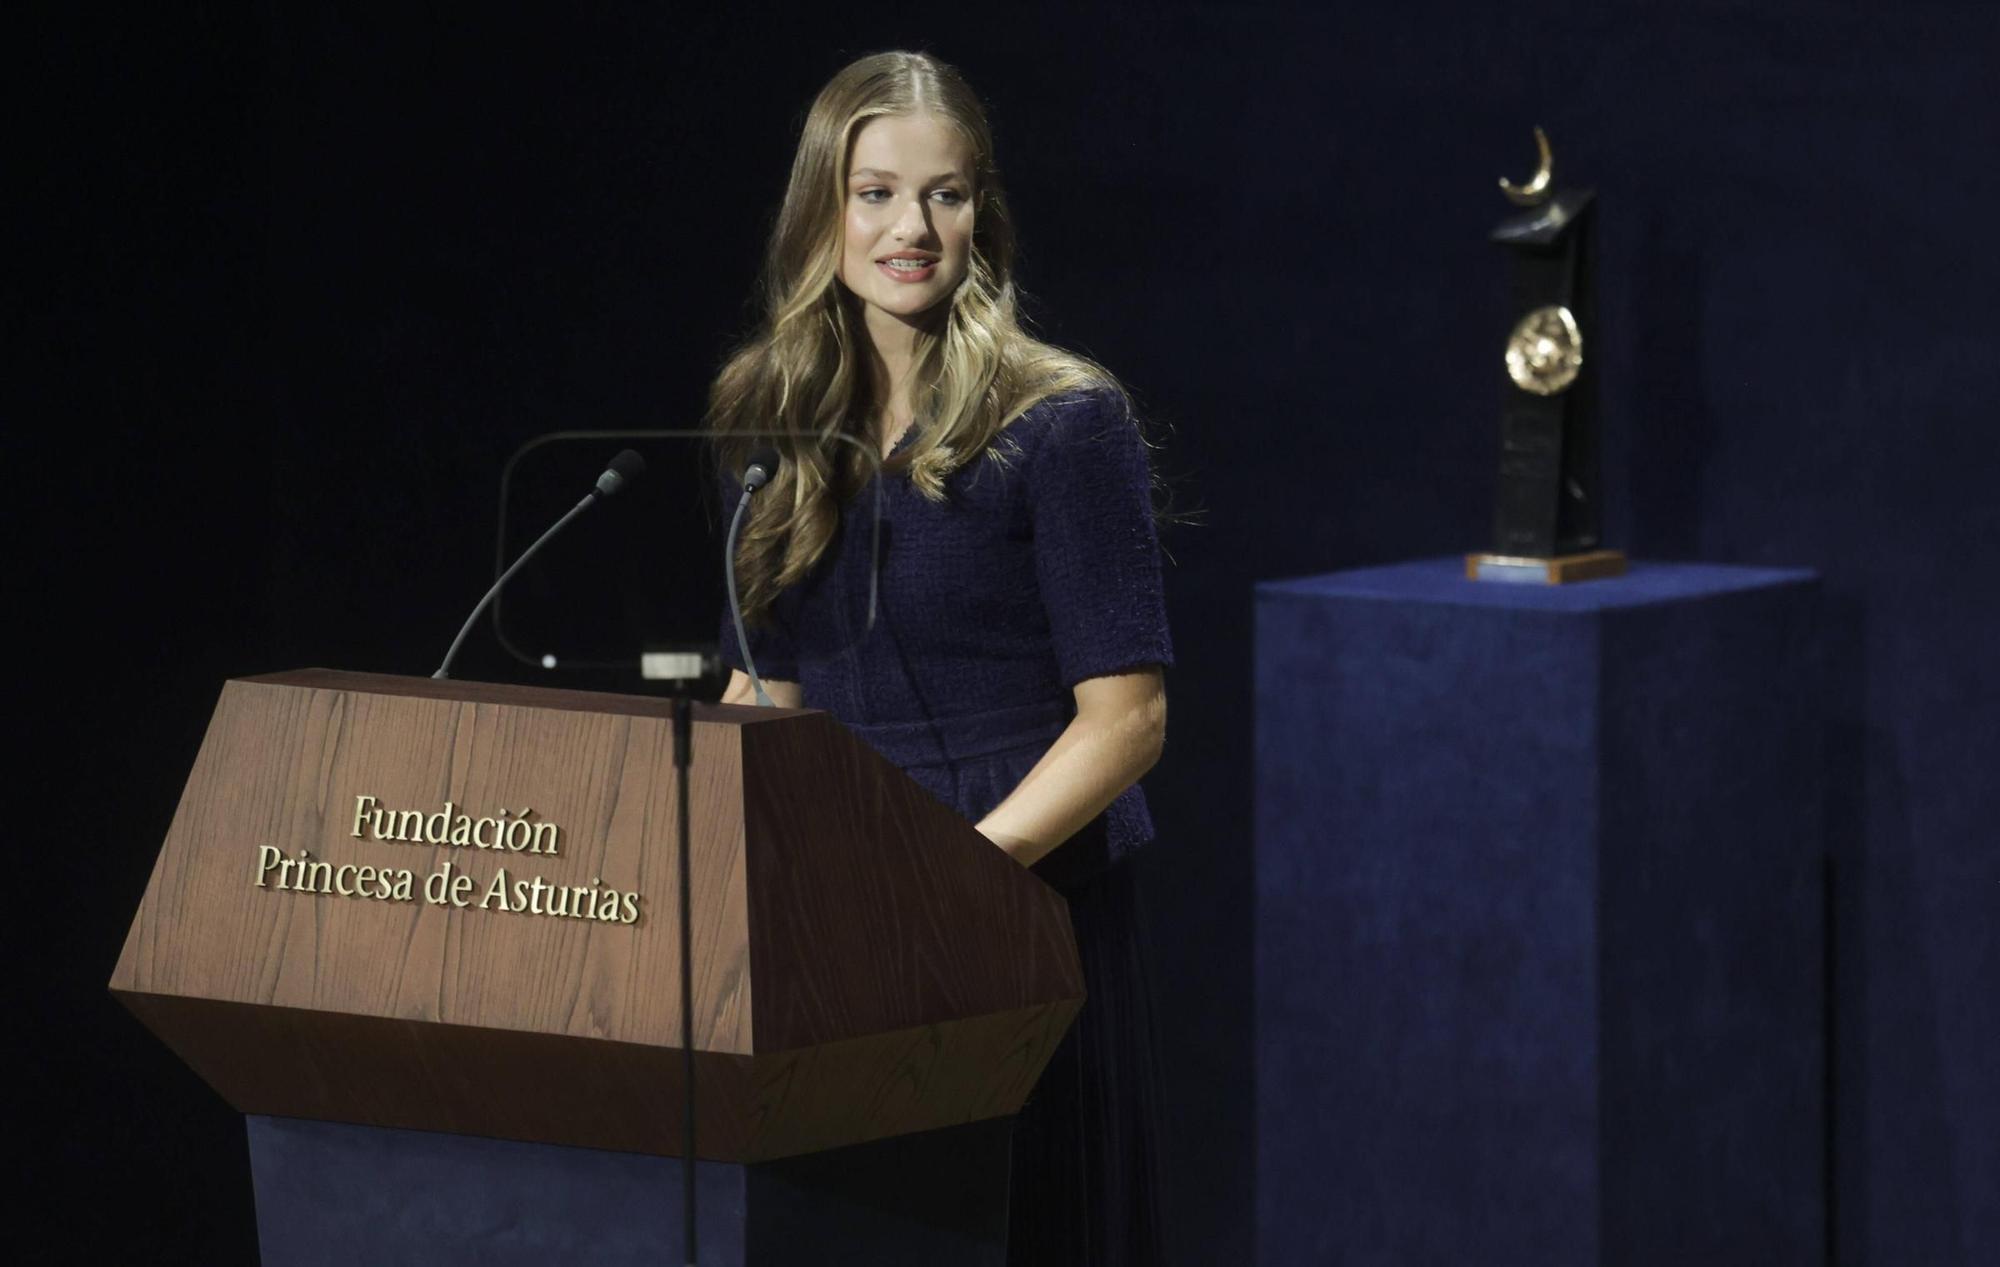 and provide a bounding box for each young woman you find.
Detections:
[713,50,1170,1265]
